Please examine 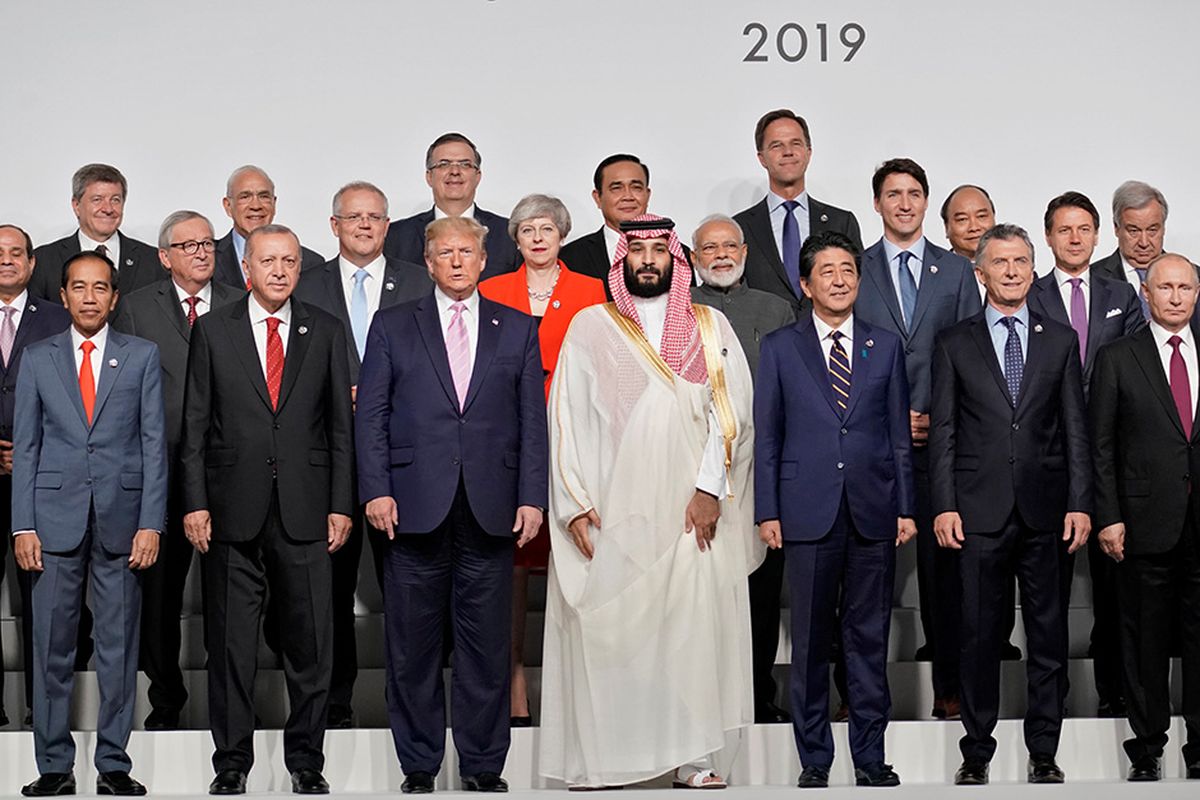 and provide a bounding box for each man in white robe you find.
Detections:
[540,214,762,789]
